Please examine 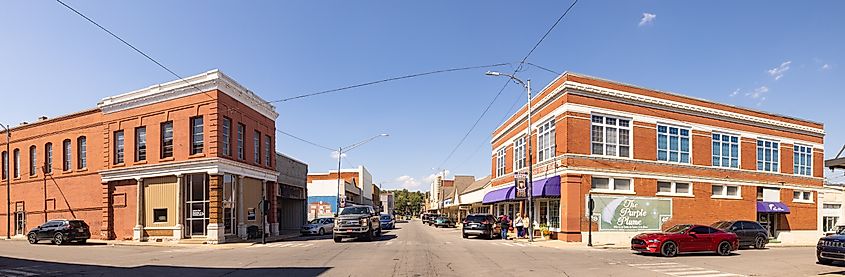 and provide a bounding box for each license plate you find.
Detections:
[78,228,85,232]
[469,223,479,227]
